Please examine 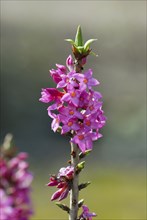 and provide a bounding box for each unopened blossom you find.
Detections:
[0,152,33,220]
[79,205,97,220]
[47,166,74,201]
[40,55,106,153]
